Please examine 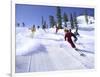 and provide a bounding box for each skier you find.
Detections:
[56,26,59,33]
[55,24,59,34]
[64,29,77,49]
[69,29,78,42]
[74,31,80,37]
[30,25,36,38]
[64,29,85,56]
[73,27,80,37]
